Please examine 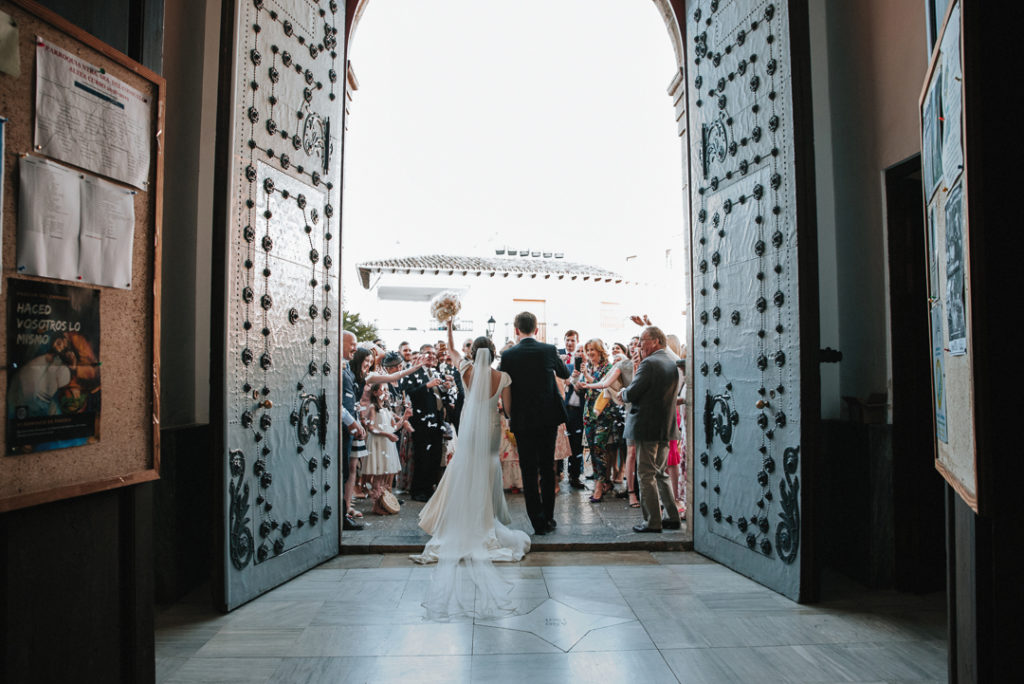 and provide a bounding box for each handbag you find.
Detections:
[593,389,611,416]
[373,489,401,515]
